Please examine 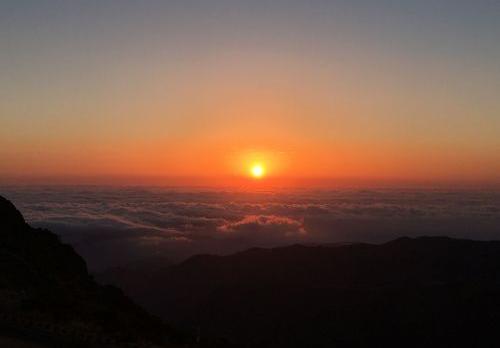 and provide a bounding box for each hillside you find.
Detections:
[0,195,187,347]
[107,236,500,347]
